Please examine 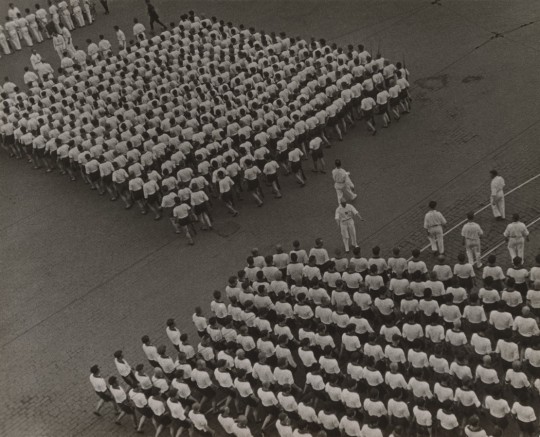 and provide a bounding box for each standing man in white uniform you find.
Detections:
[335,199,364,253]
[4,18,21,51]
[490,170,505,221]
[461,212,484,268]
[332,159,356,203]
[424,200,447,255]
[504,213,530,261]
